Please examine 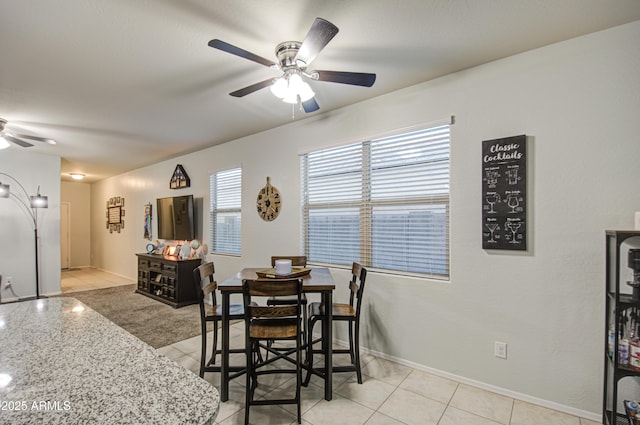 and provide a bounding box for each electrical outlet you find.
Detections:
[495,341,507,359]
